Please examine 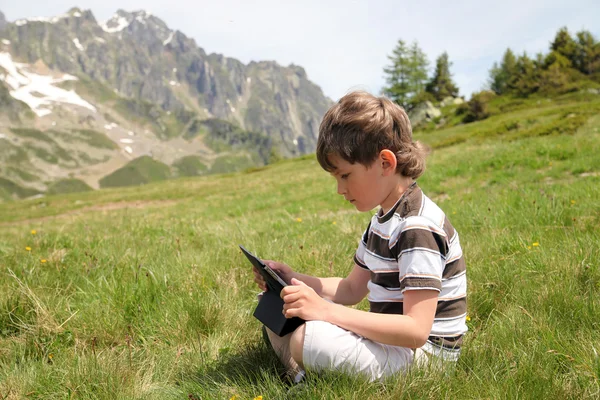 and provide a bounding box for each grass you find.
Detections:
[0,96,599,399]
[172,156,208,177]
[0,177,40,200]
[210,153,256,174]
[46,179,93,195]
[99,156,172,188]
[54,129,119,151]
[11,128,78,167]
